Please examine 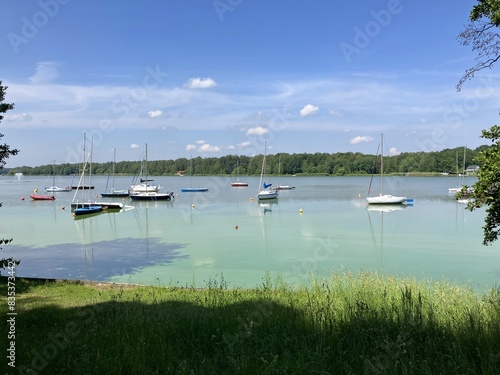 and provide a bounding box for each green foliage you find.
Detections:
[457,2,500,245]
[459,126,500,245]
[1,81,19,267]
[0,81,19,169]
[2,272,499,374]
[6,146,485,177]
[0,239,19,269]
[457,0,500,90]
